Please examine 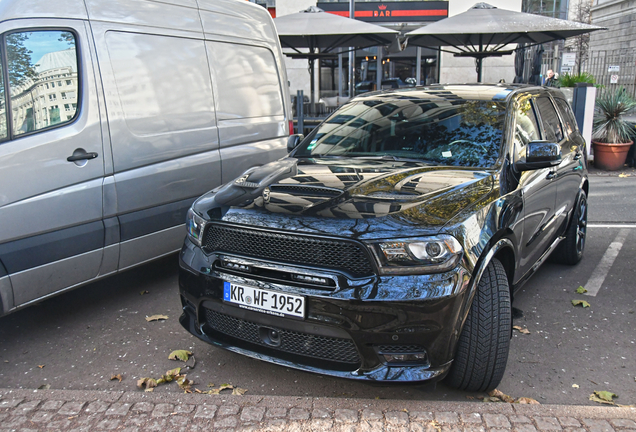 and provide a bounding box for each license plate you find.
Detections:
[223,281,305,319]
